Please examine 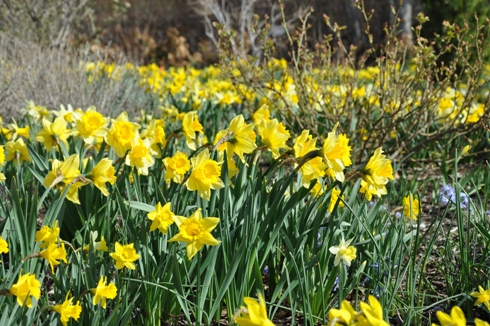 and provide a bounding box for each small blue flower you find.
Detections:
[263,265,269,276]
[438,185,456,205]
